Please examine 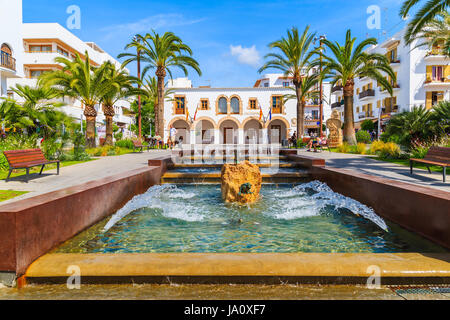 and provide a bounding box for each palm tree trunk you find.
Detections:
[85,116,96,148]
[84,105,97,148]
[295,84,304,138]
[102,105,115,146]
[343,81,357,145]
[156,67,166,141]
